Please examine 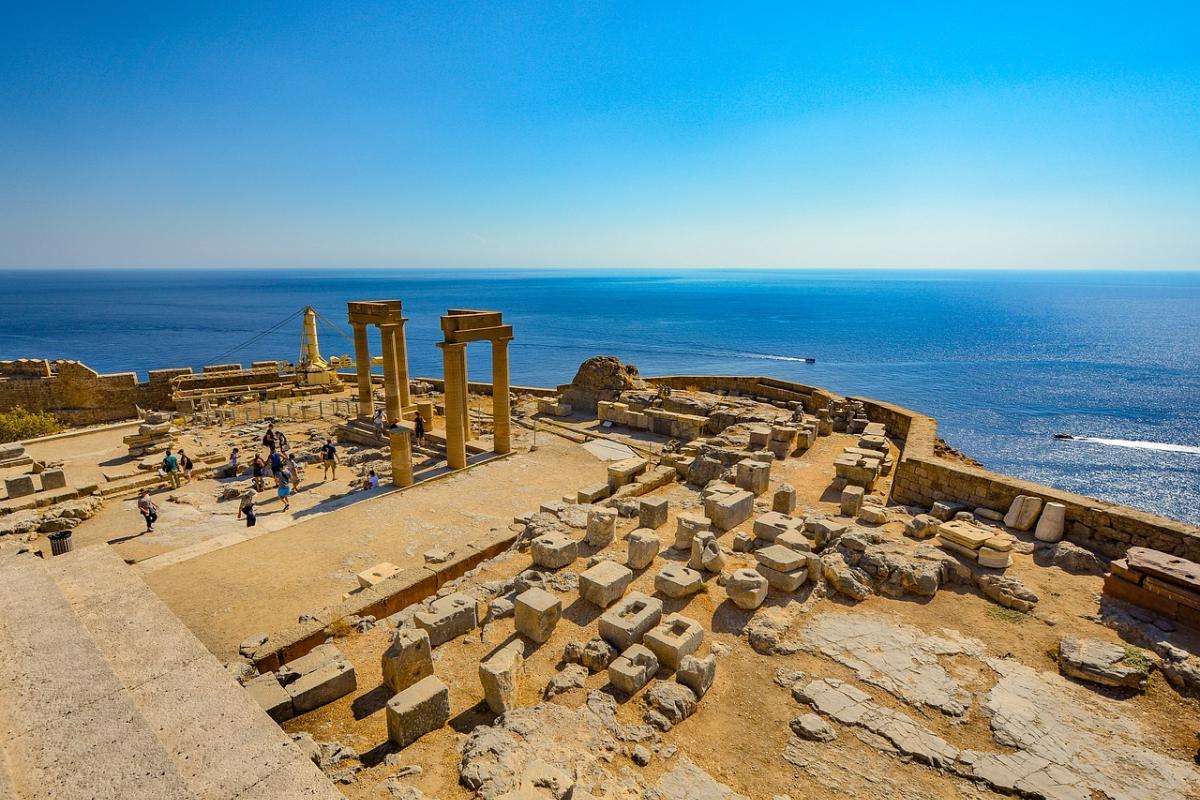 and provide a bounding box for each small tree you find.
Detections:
[0,406,63,444]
